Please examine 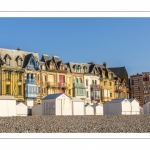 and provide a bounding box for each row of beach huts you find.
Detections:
[0,93,150,117]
